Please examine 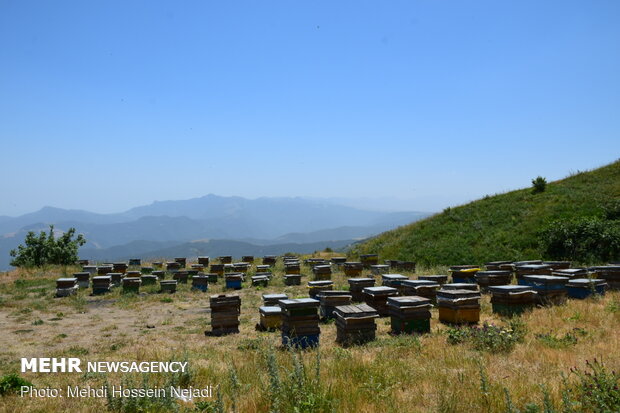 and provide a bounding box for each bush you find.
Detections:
[531,176,547,194]
[446,319,526,353]
[571,358,620,412]
[538,217,620,263]
[0,373,33,396]
[9,225,86,267]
